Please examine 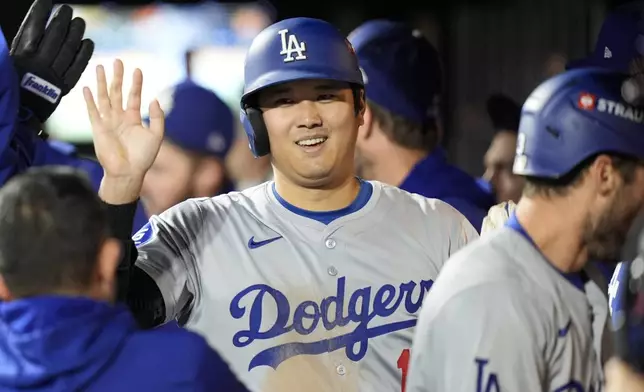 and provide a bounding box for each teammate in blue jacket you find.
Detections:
[7,0,100,188]
[0,167,248,392]
[0,0,126,221]
[348,20,495,230]
[0,26,26,184]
